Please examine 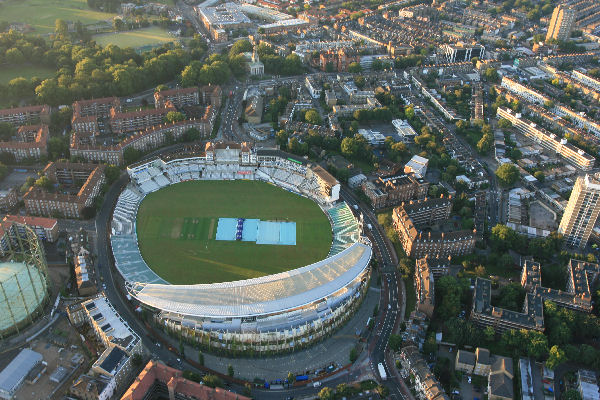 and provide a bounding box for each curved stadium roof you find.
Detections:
[130,242,371,318]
